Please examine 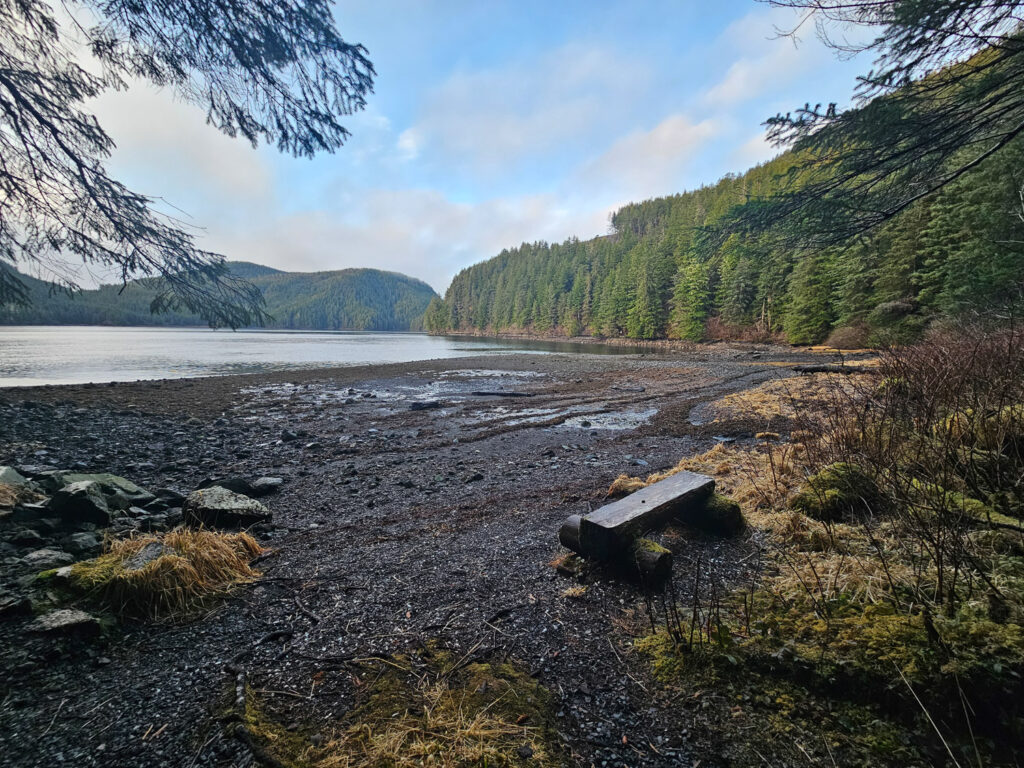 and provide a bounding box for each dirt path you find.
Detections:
[0,344,853,767]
